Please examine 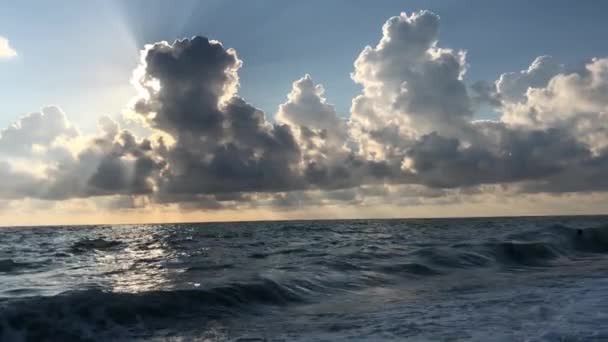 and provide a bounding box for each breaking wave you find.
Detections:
[0,279,305,341]
[405,224,608,270]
